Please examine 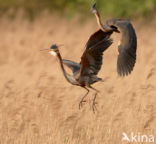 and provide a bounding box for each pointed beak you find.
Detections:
[40,48,57,56]
[40,48,50,51]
